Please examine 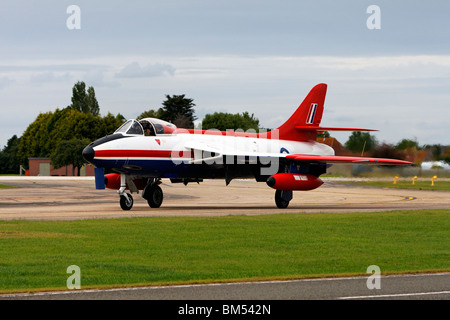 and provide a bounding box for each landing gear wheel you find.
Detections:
[120,193,133,210]
[275,190,290,209]
[147,185,163,208]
